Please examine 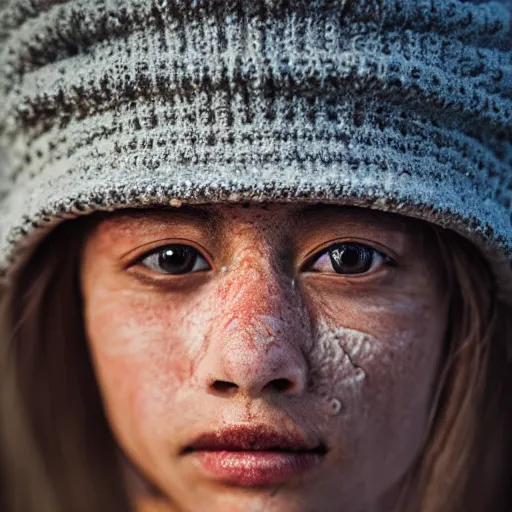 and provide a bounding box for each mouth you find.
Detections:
[182,424,328,487]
